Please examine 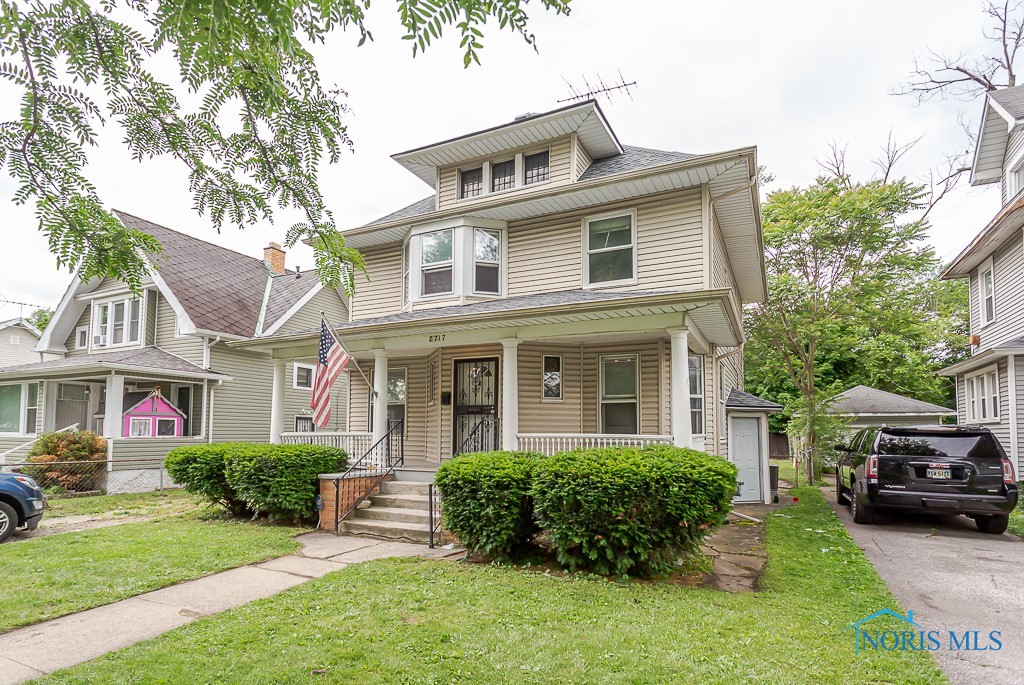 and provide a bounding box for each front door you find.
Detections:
[731,416,763,502]
[453,358,499,454]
